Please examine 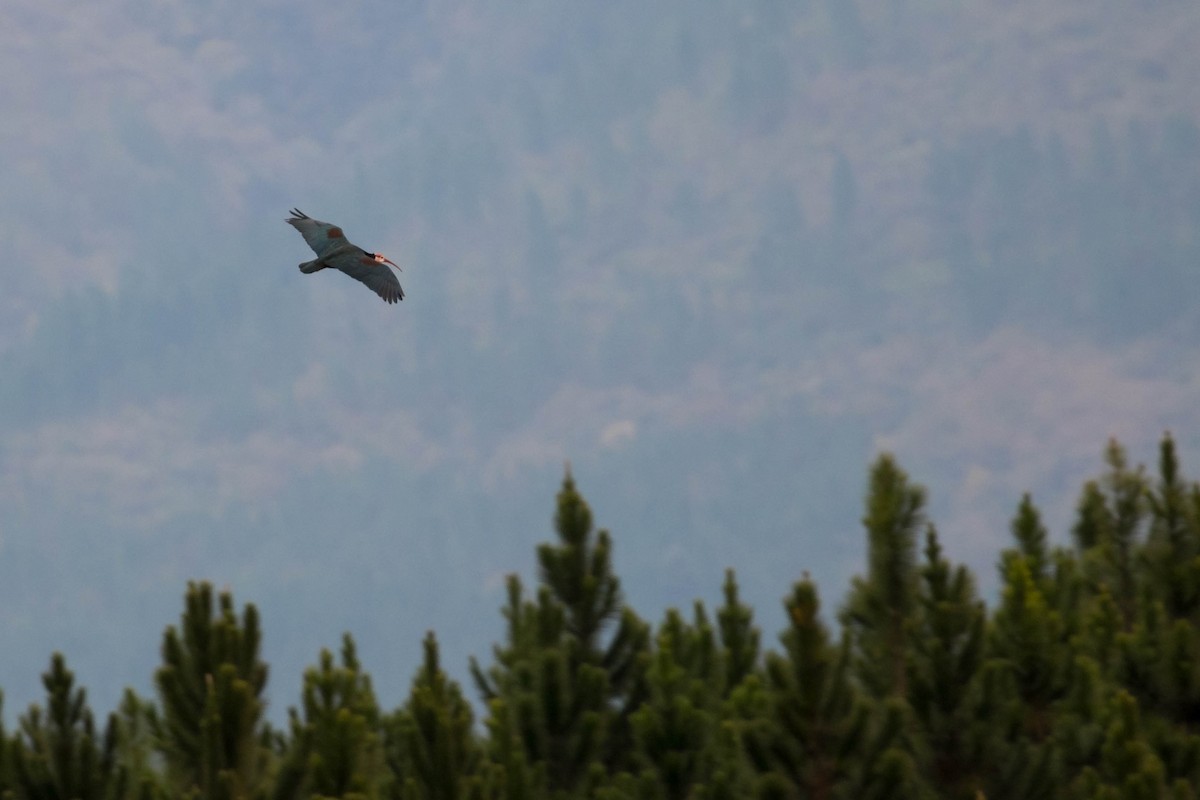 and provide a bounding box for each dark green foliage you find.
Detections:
[967,559,1061,800]
[1011,494,1050,586]
[1074,441,1149,628]
[626,600,756,799]
[11,654,118,800]
[745,575,932,799]
[1145,433,1200,621]
[841,454,925,700]
[470,575,607,796]
[0,694,10,796]
[990,556,1066,737]
[289,634,383,800]
[153,582,269,800]
[1067,691,1170,800]
[1074,480,1111,552]
[387,632,486,800]
[471,469,650,796]
[9,435,1200,799]
[716,570,761,697]
[629,607,720,800]
[109,690,168,800]
[535,471,621,657]
[745,577,862,798]
[910,527,985,799]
